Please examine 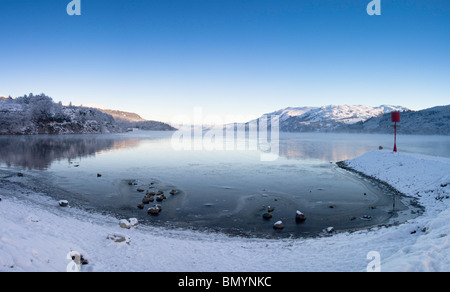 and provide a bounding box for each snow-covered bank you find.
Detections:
[1,150,449,272]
